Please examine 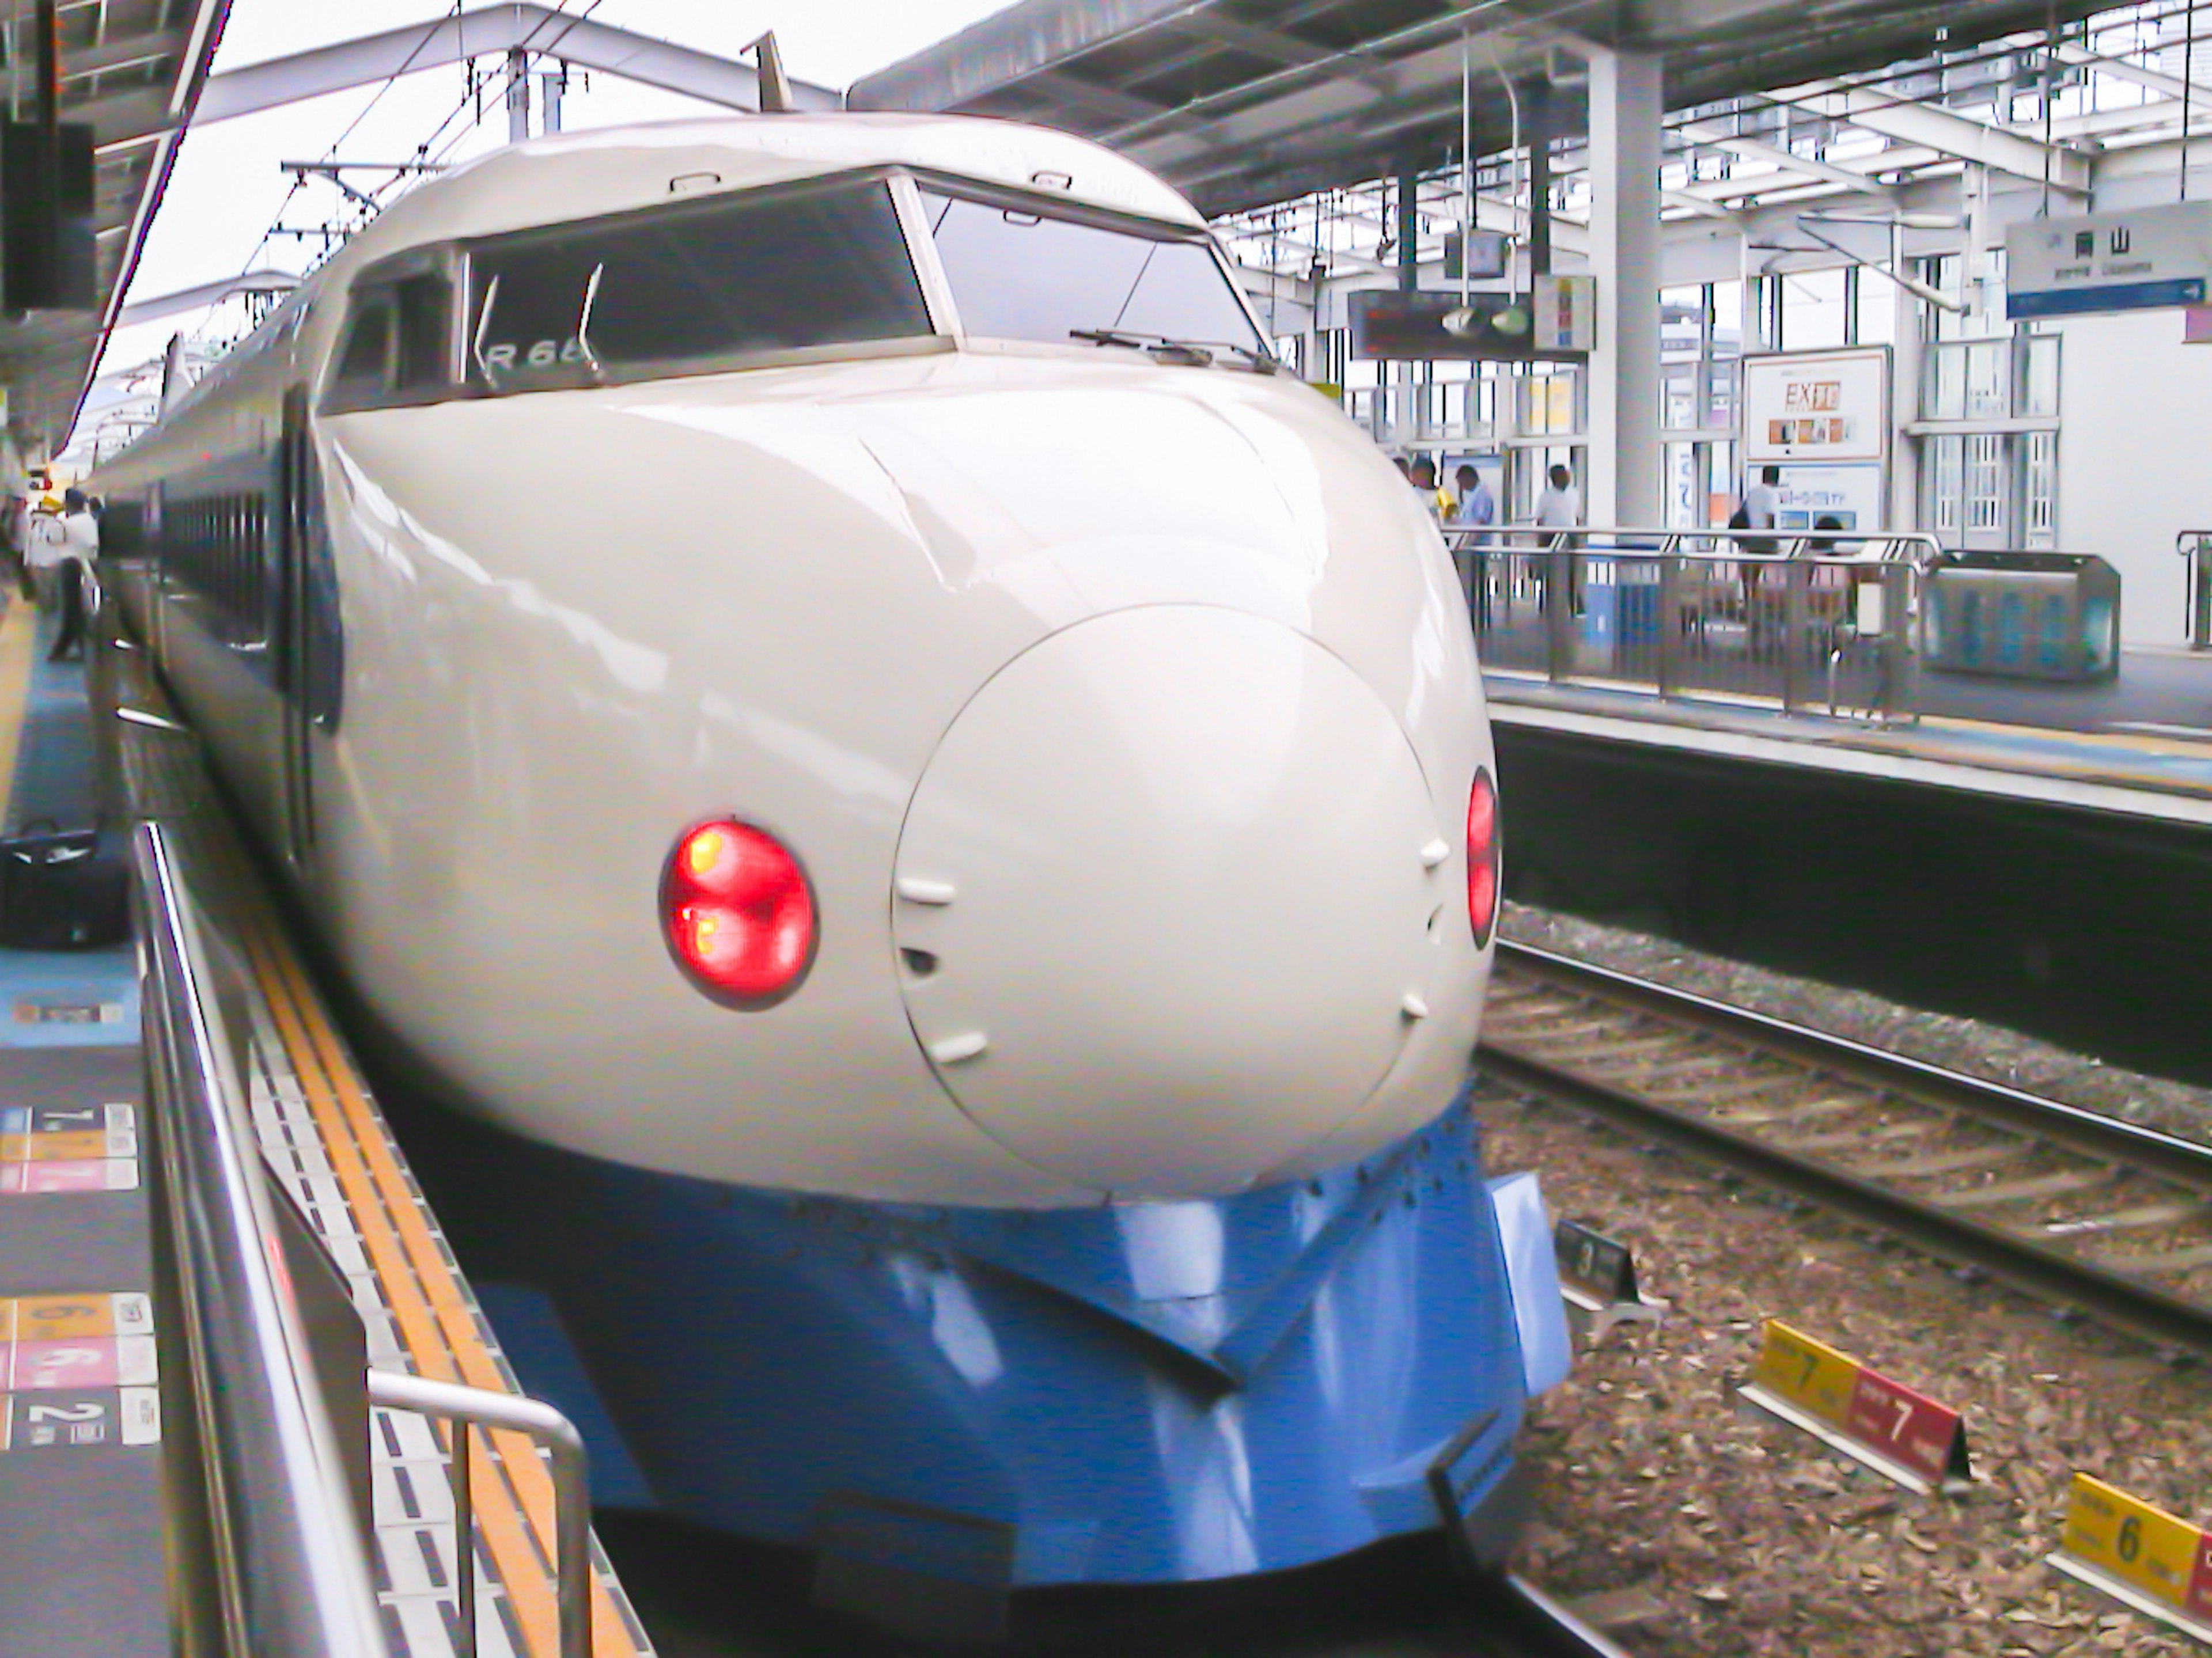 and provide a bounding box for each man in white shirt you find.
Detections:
[47,490,97,661]
[1533,463,1580,529]
[24,506,66,609]
[1532,462,1582,614]
[1740,465,1781,552]
[1737,465,1783,635]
